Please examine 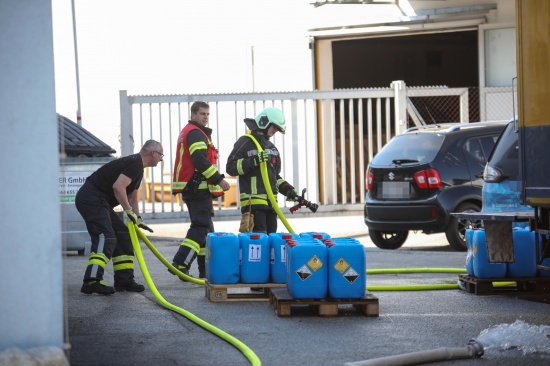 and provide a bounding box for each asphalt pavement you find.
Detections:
[63,213,550,366]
